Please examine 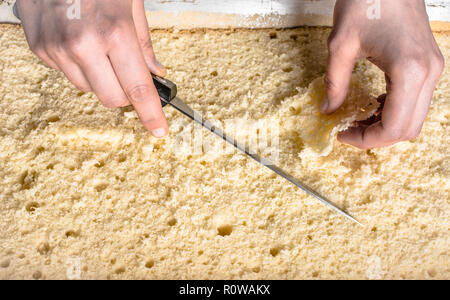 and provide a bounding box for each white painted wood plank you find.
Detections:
[145,0,335,16]
[1,0,449,25]
[144,0,449,21]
